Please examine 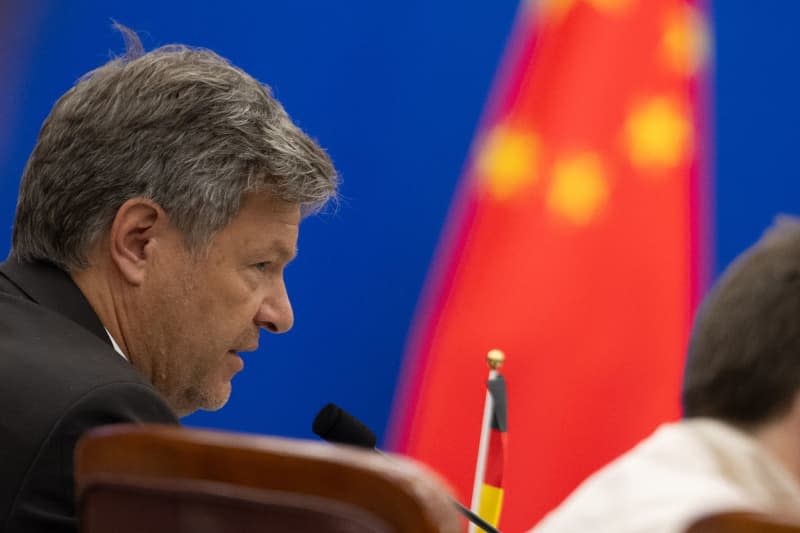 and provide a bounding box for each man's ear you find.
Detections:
[109,198,169,286]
